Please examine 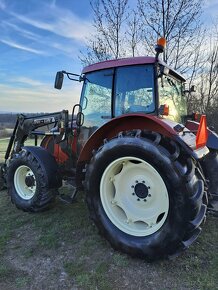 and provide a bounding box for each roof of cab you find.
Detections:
[82,56,155,74]
[82,56,186,82]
